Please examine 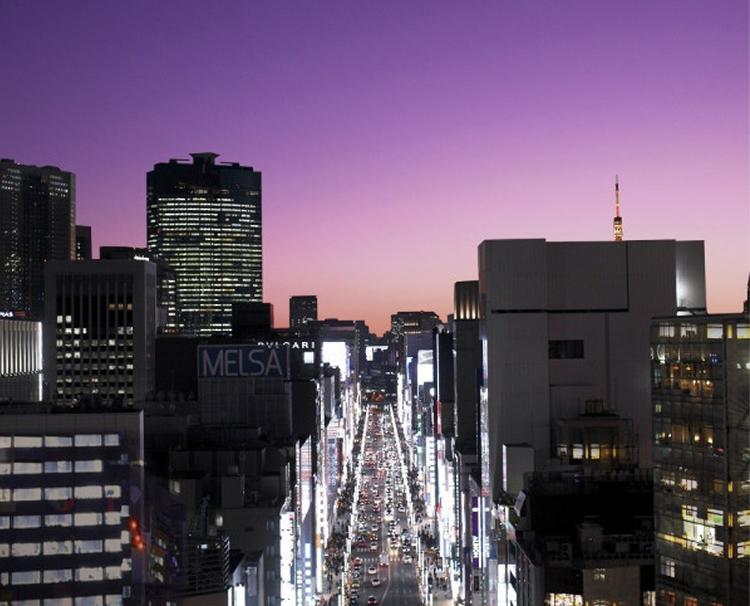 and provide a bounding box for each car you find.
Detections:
[367,596,378,605]
[370,525,379,533]
[402,554,412,564]
[353,557,363,566]
[351,580,361,589]
[370,542,378,552]
[368,565,377,575]
[349,598,359,606]
[371,578,381,587]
